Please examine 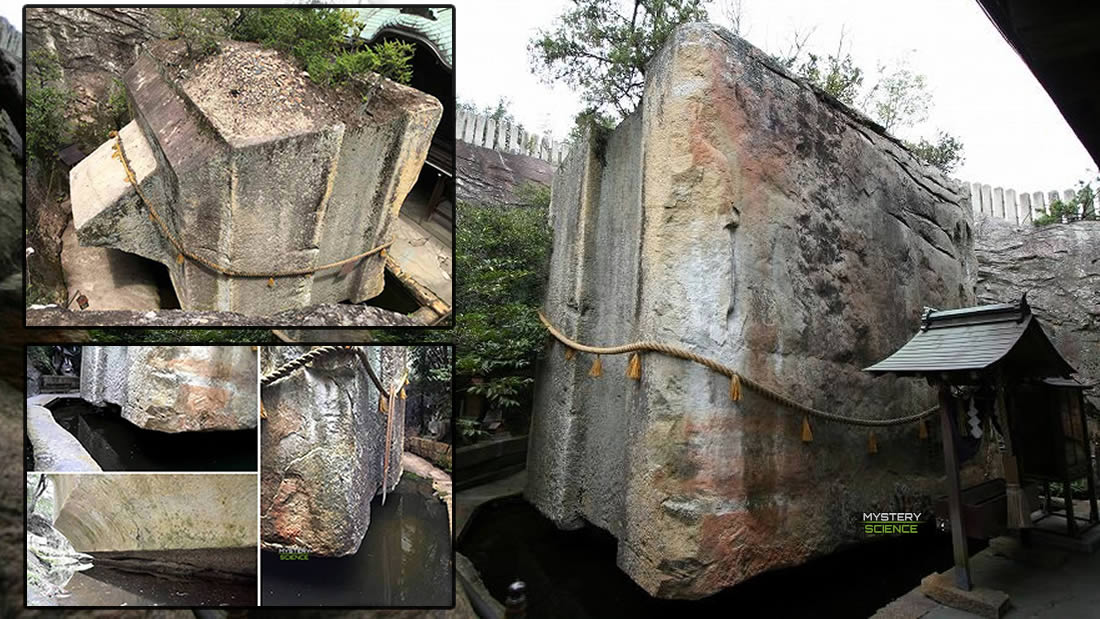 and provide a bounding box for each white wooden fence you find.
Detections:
[456,109,569,164]
[967,182,1096,225]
